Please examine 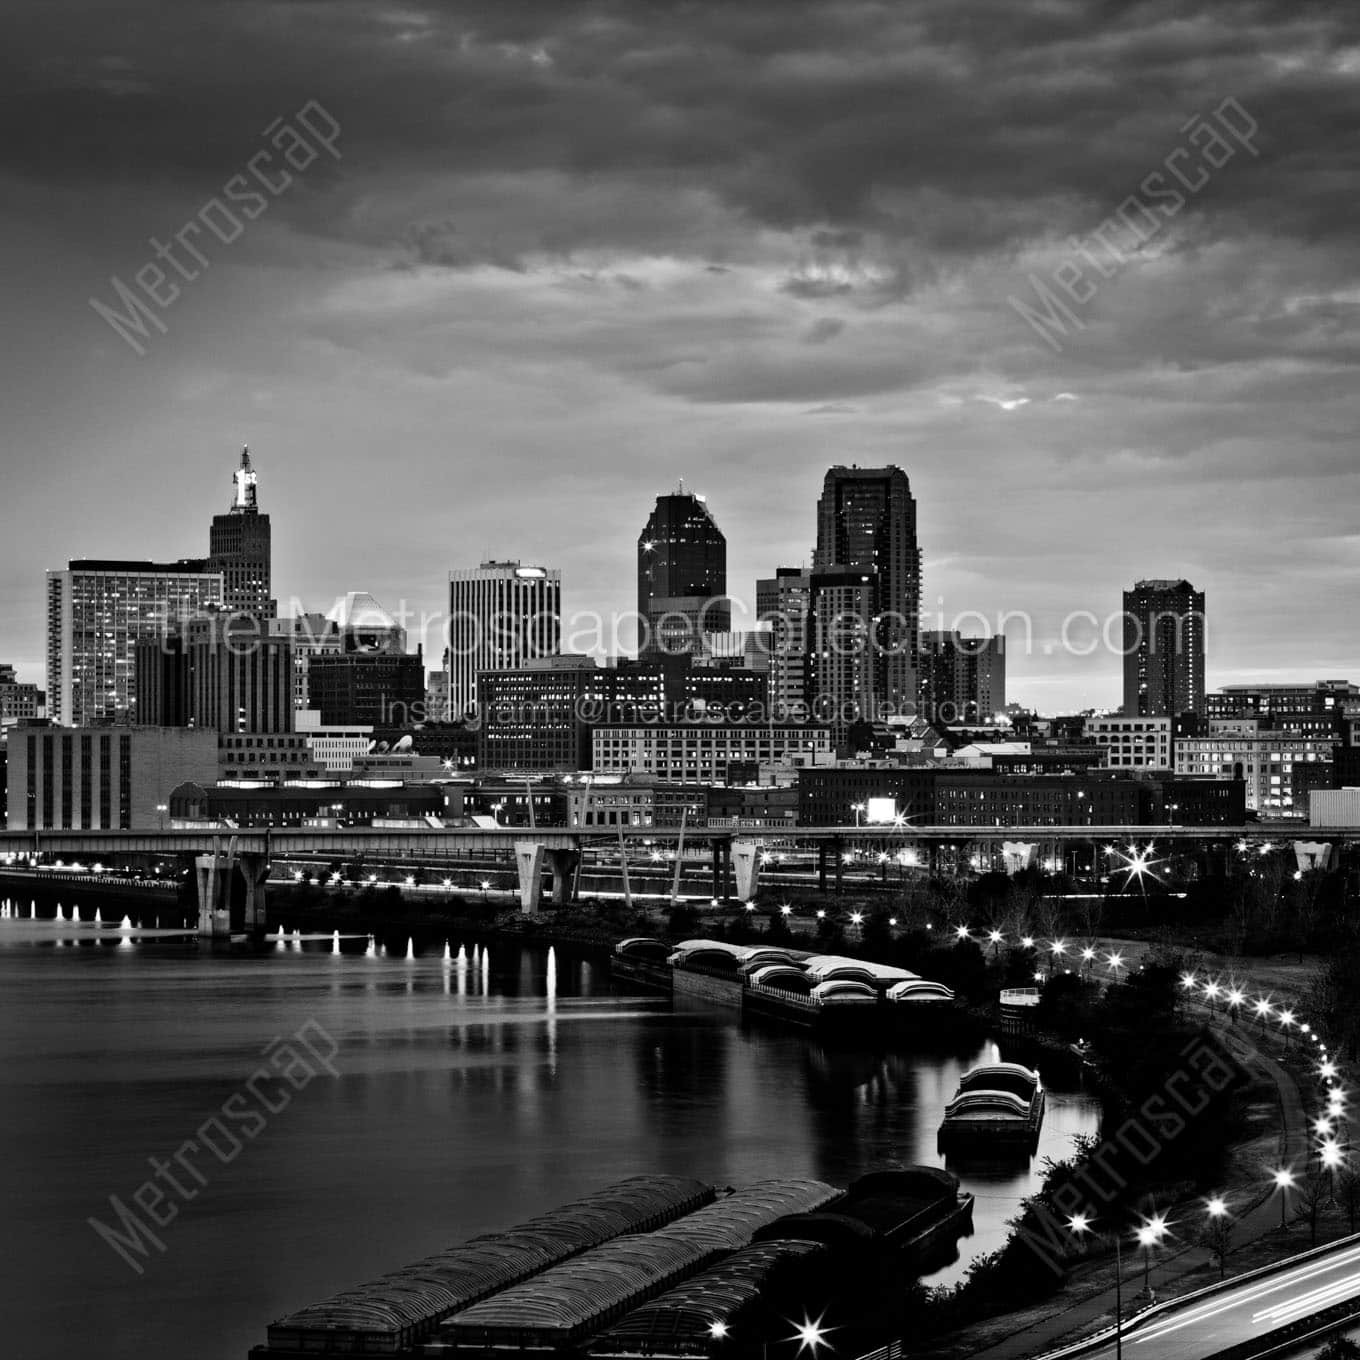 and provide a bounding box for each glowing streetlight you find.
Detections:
[1107,951,1125,974]
[709,1322,728,1340]
[849,911,864,926]
[1136,1215,1166,1296]
[815,909,826,920]
[1205,1197,1231,1279]
[1273,1169,1295,1229]
[1321,1060,1339,1081]
[1181,971,1198,991]
[956,925,971,941]
[793,1318,828,1356]
[1020,935,1035,949]
[780,904,792,918]
[1067,1213,1124,1360]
